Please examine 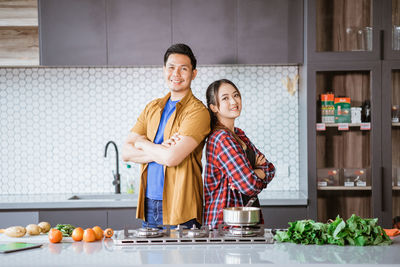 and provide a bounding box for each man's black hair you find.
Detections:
[164,43,197,70]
